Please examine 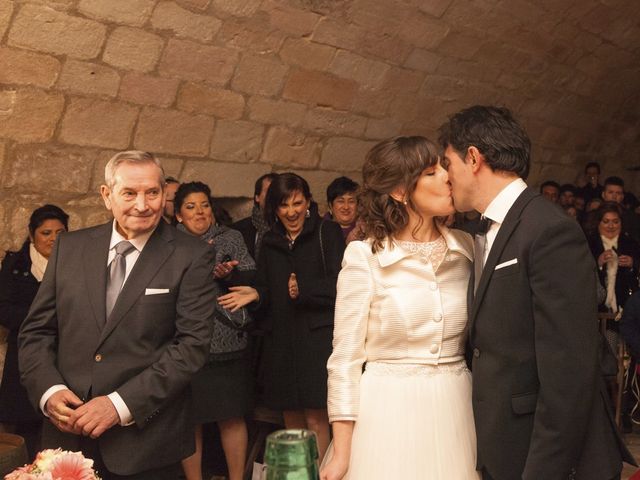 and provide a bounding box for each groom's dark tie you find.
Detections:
[105,240,135,323]
[474,216,492,294]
